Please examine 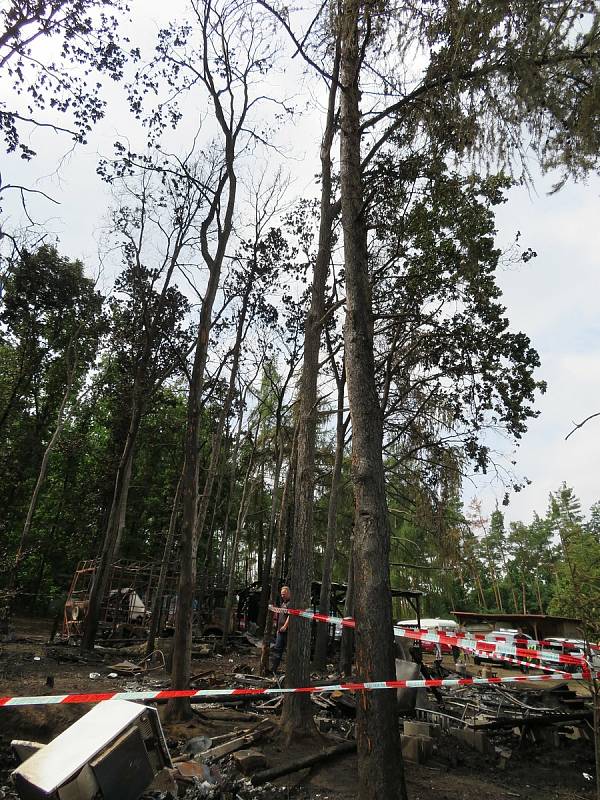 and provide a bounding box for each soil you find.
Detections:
[0,616,596,800]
